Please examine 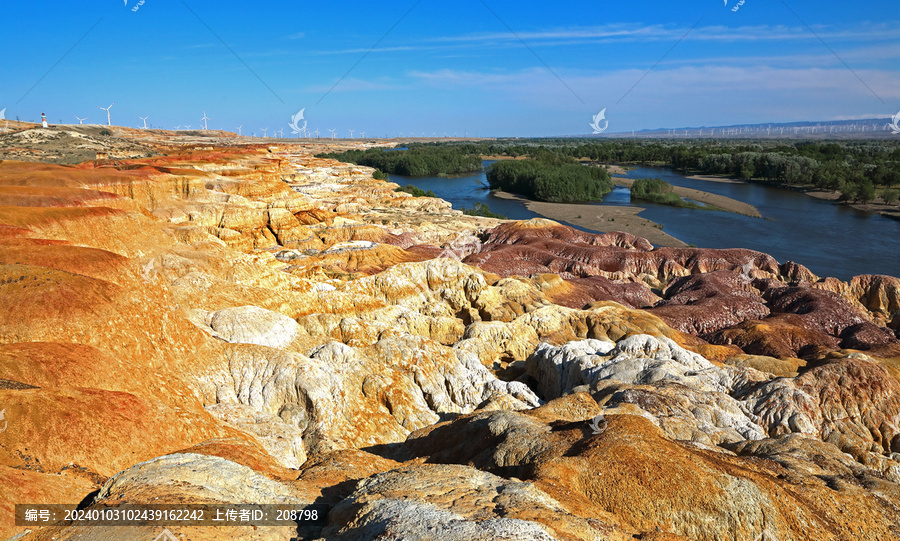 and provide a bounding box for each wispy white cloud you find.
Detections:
[421,22,899,46]
[304,77,402,94]
[308,45,422,56]
[403,64,900,127]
